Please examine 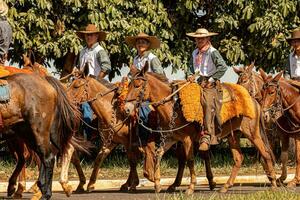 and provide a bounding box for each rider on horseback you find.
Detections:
[75,24,111,79]
[286,28,300,81]
[0,0,12,66]
[75,24,112,139]
[125,33,164,146]
[186,28,228,151]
